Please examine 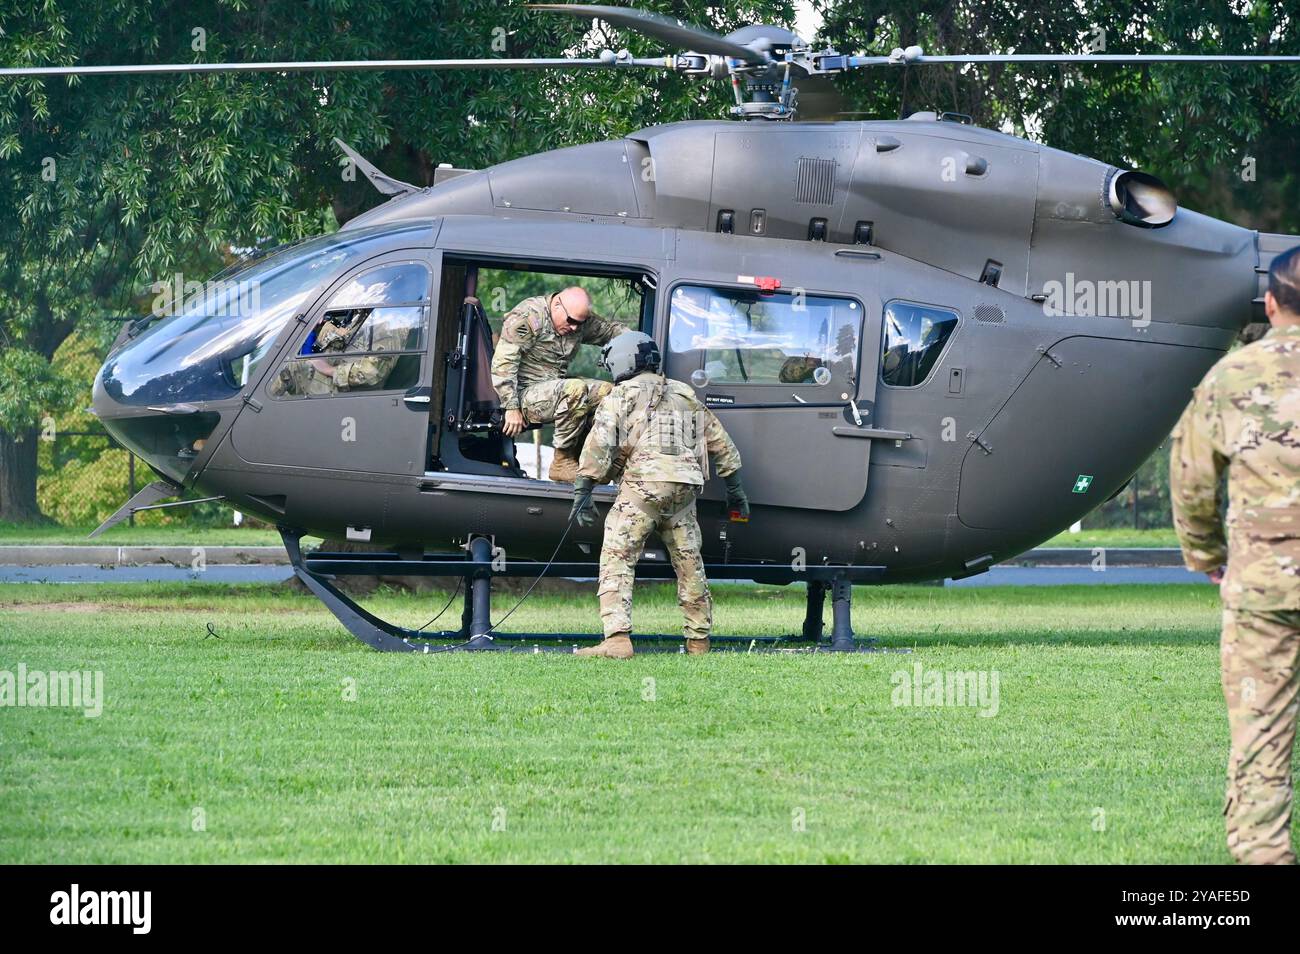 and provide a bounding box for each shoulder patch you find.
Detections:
[500,313,533,345]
